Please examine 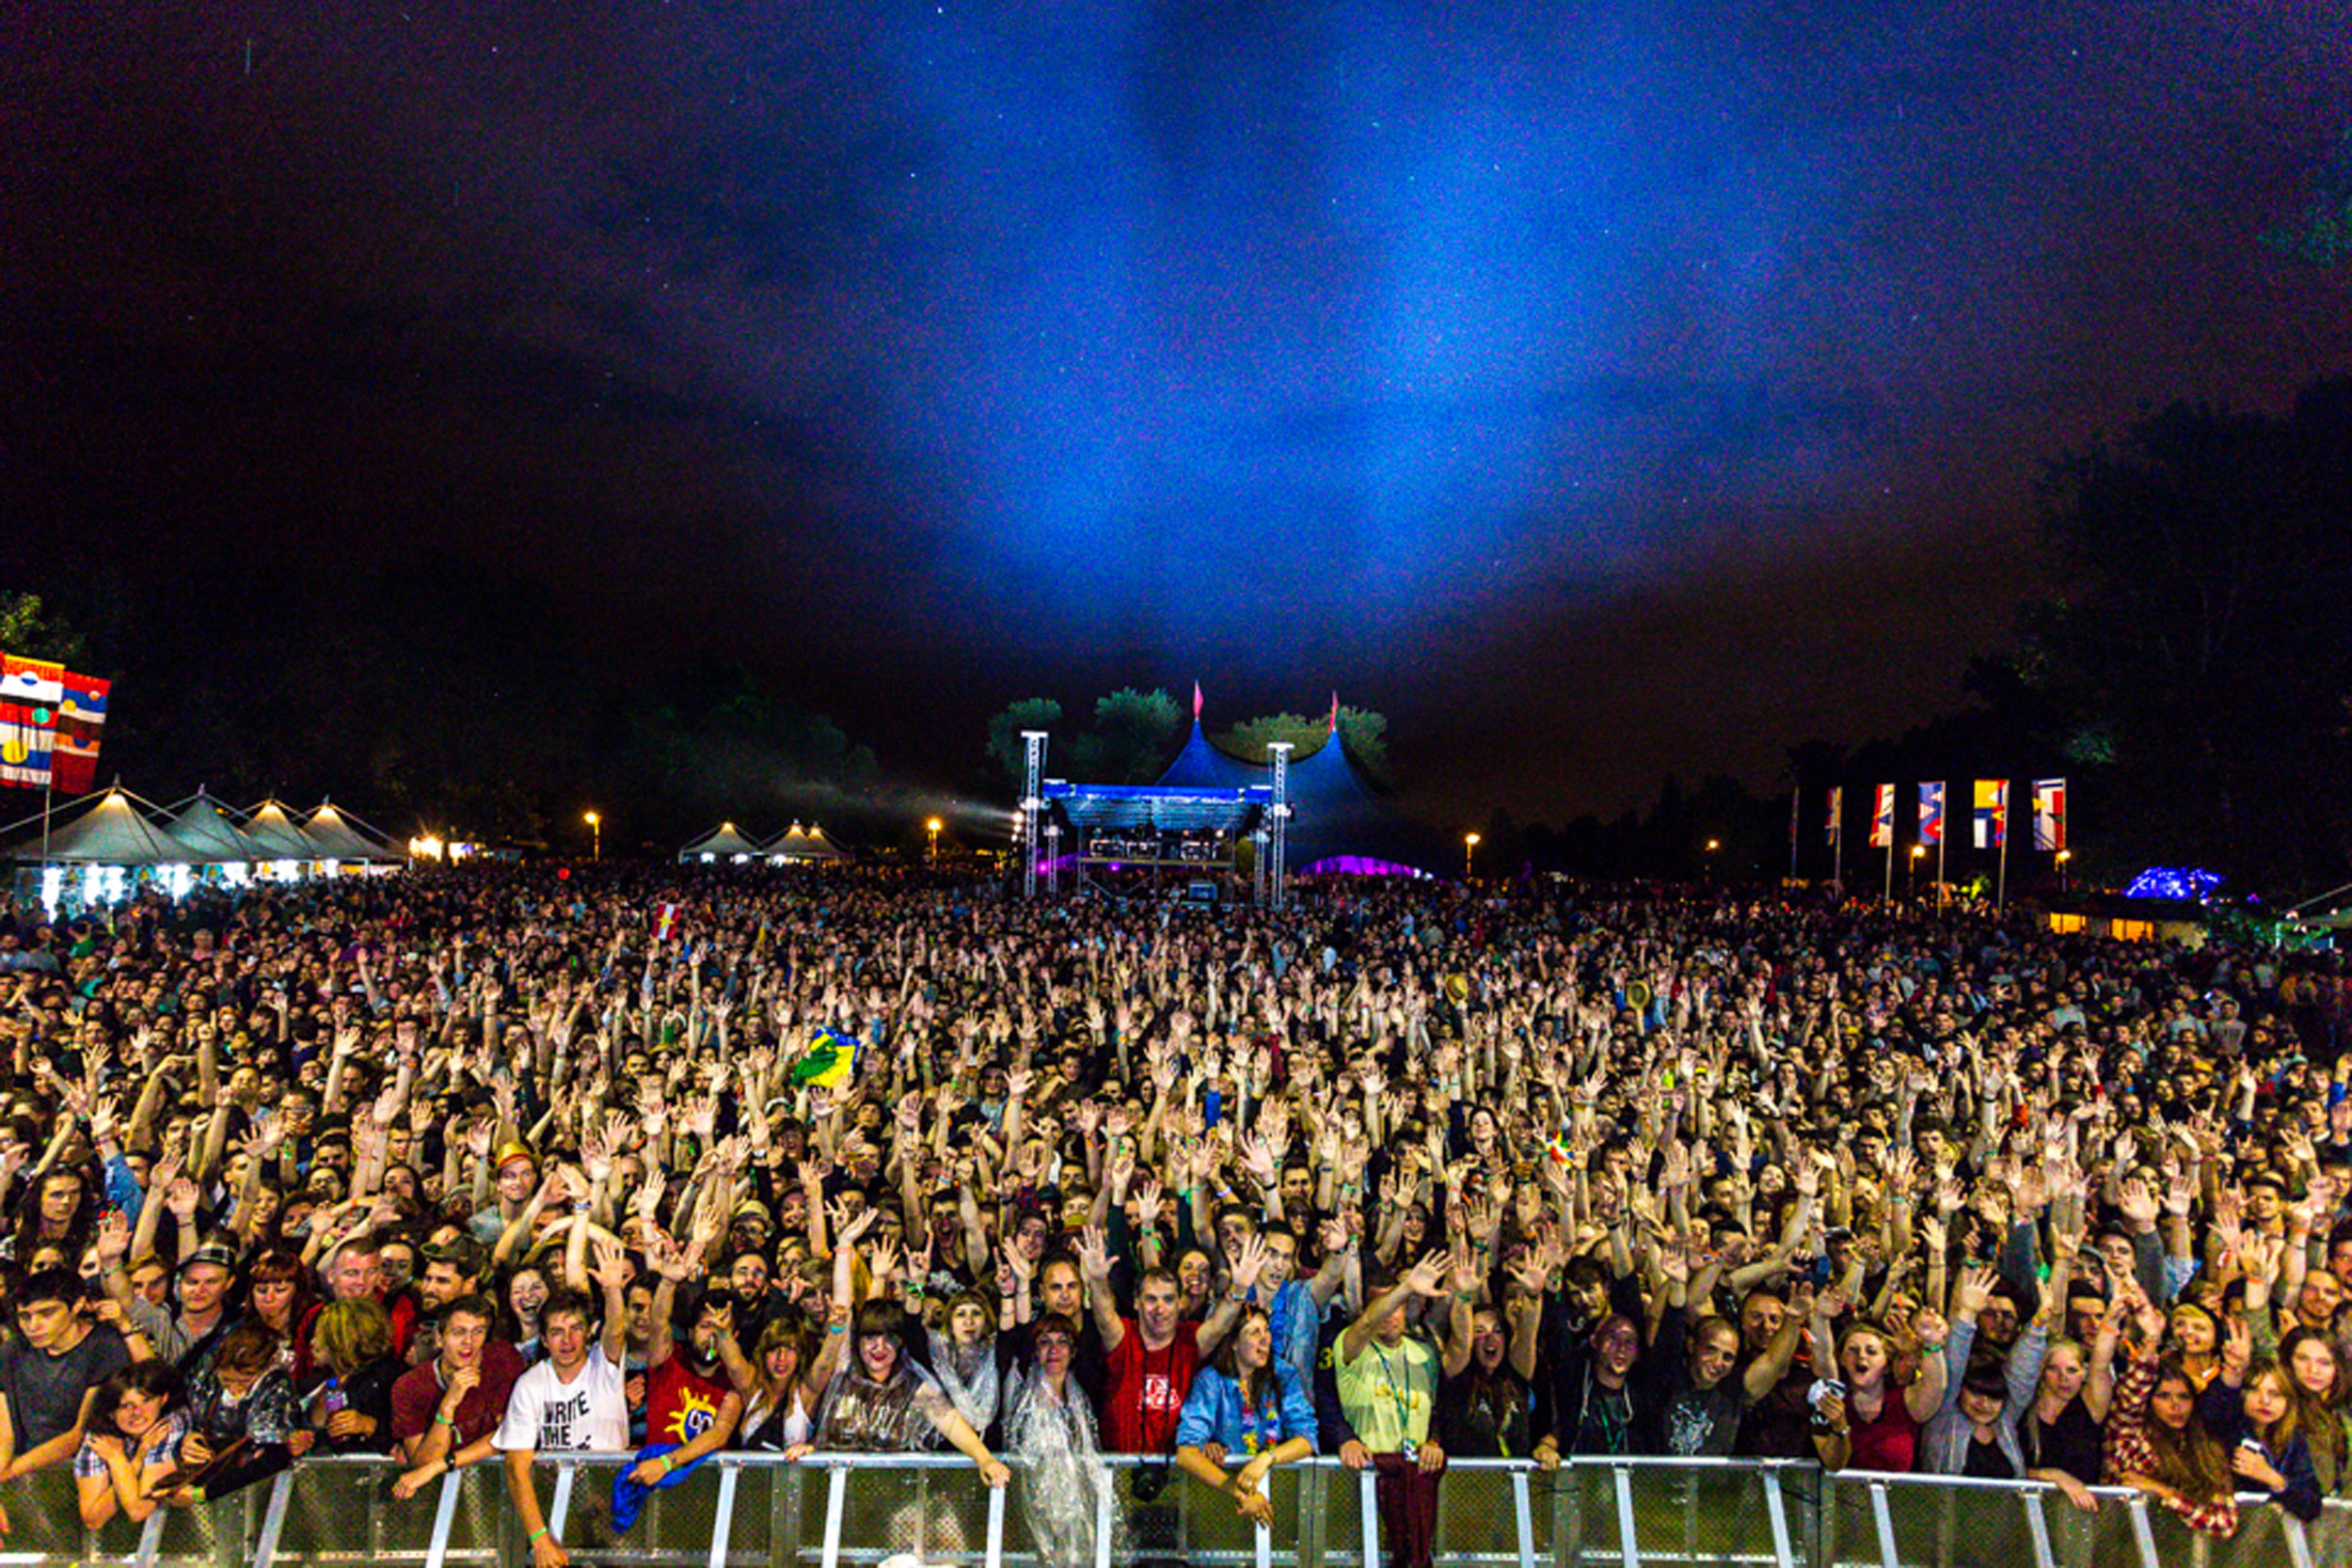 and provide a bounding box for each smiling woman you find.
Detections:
[74,1360,192,1527]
